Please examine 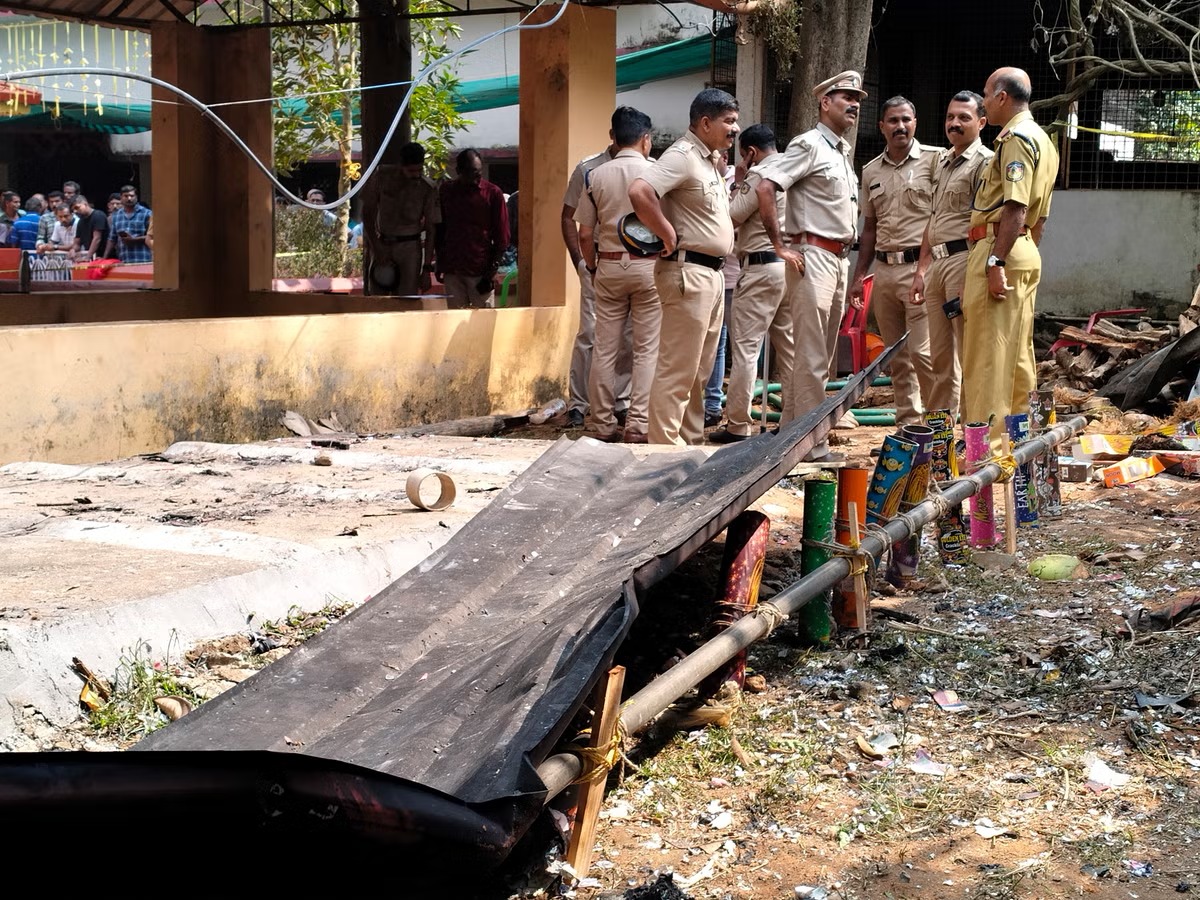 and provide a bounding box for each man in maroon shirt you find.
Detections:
[435,148,510,308]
